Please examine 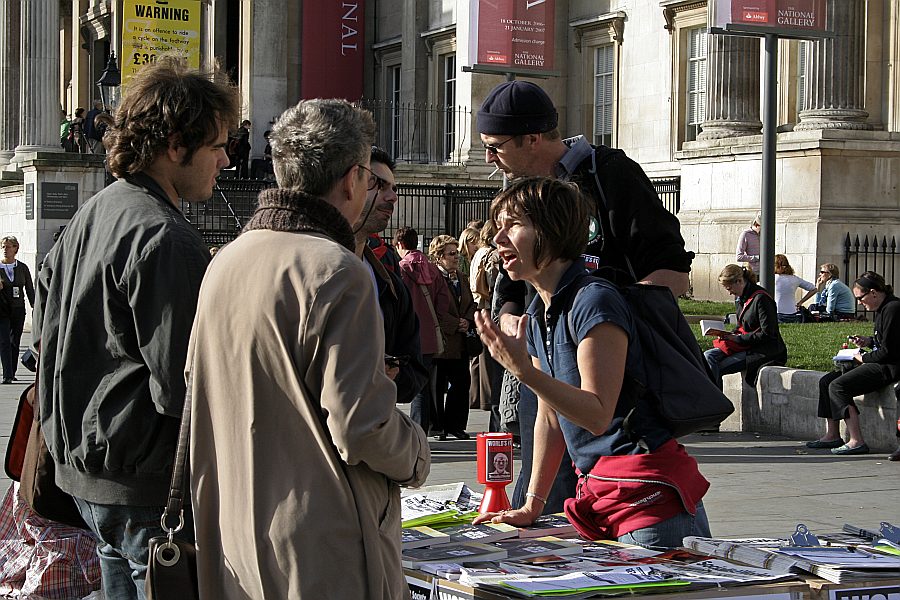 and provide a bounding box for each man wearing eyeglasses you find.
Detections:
[477,80,693,296]
[352,146,429,405]
[476,80,695,516]
[798,263,856,321]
